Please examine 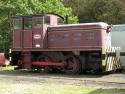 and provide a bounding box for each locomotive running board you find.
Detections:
[32,61,66,67]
